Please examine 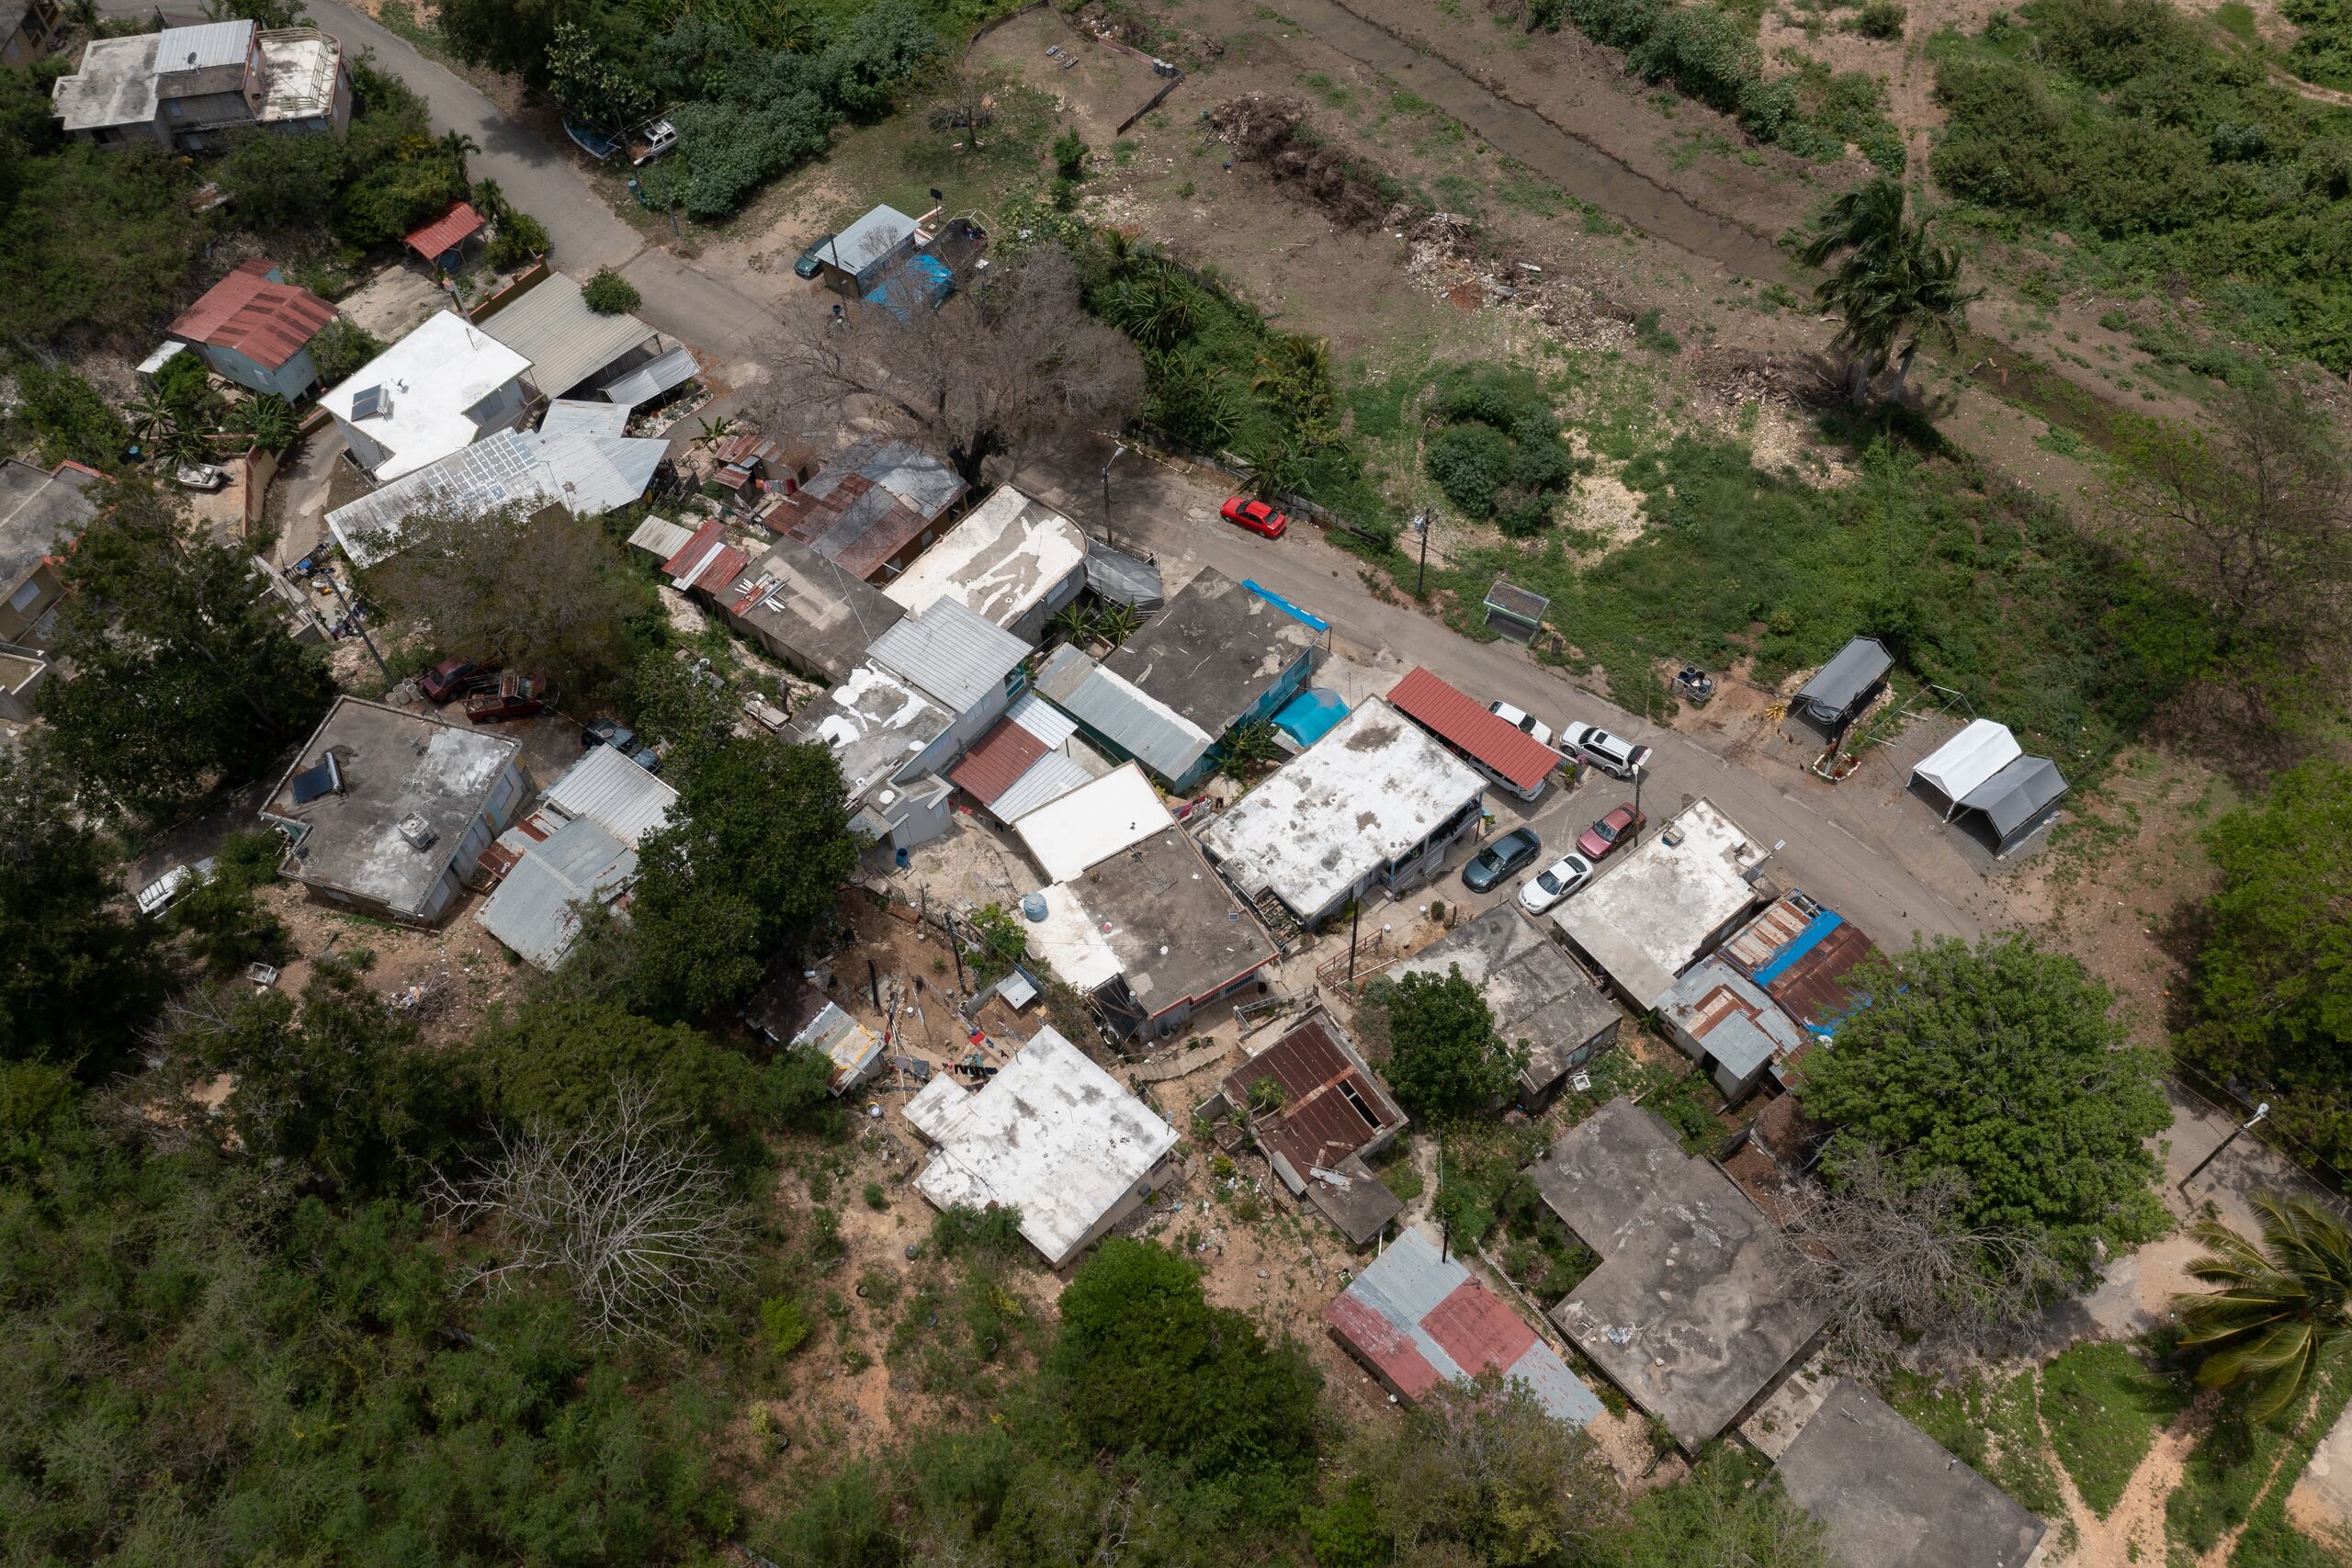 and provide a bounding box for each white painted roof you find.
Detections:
[903,1025,1178,1268]
[321,310,531,481]
[1911,718,2020,807]
[1020,884,1126,992]
[1200,697,1486,919]
[1553,798,1767,1010]
[1012,761,1174,882]
[880,485,1088,630]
